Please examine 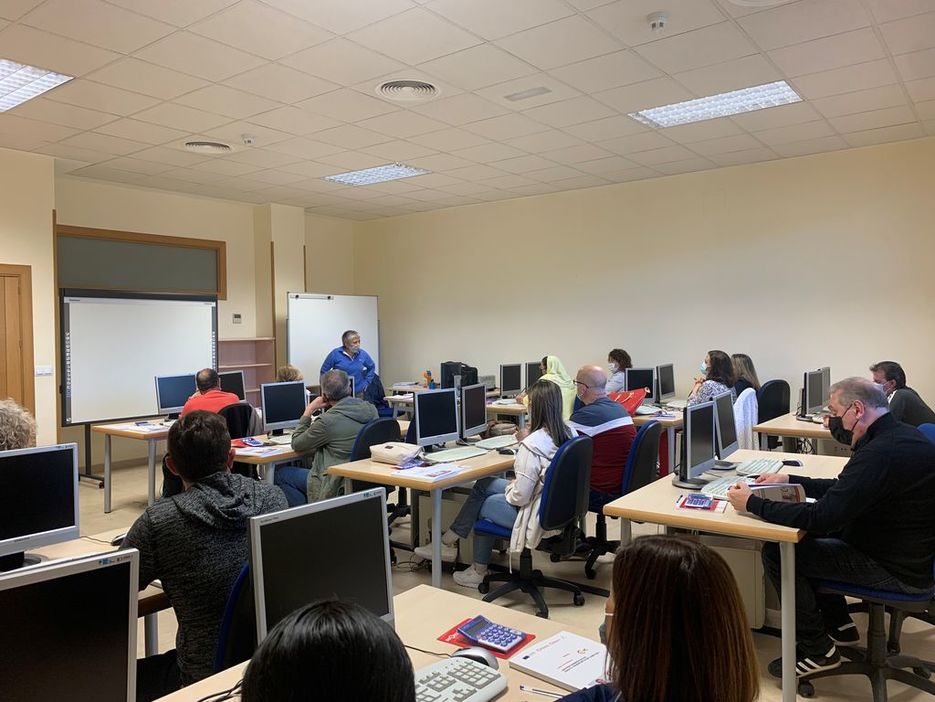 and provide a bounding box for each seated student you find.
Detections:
[515,355,577,420]
[869,360,935,426]
[414,380,576,587]
[181,368,242,415]
[241,600,415,702]
[569,365,636,507]
[273,369,378,506]
[559,536,759,702]
[687,350,736,406]
[732,353,761,397]
[605,348,632,394]
[276,363,304,383]
[124,411,288,701]
[0,398,37,451]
